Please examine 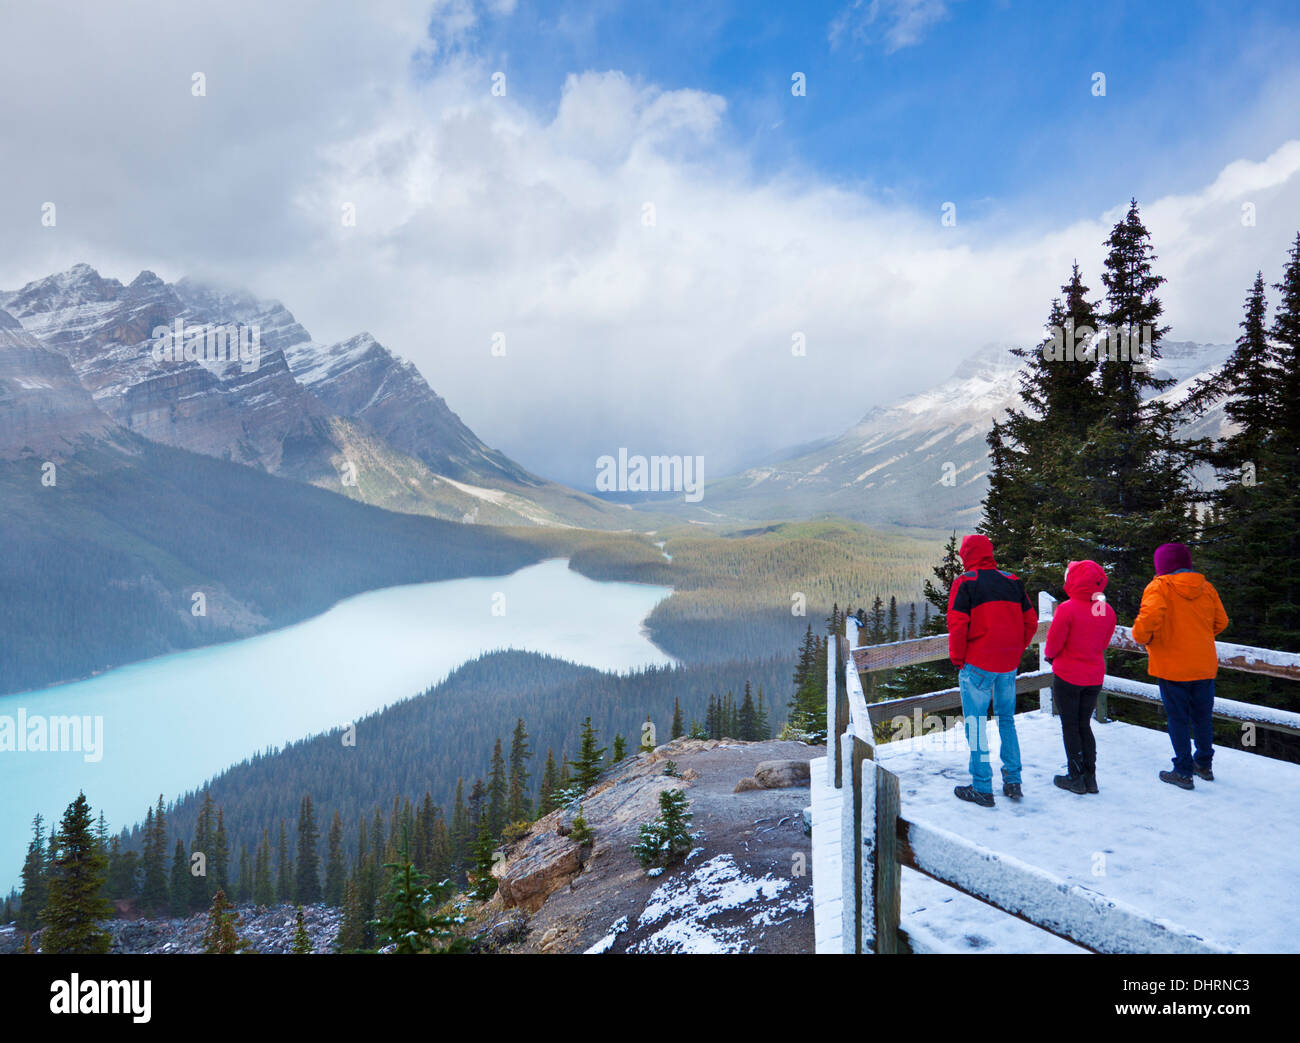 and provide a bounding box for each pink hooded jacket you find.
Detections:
[1043,560,1118,686]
